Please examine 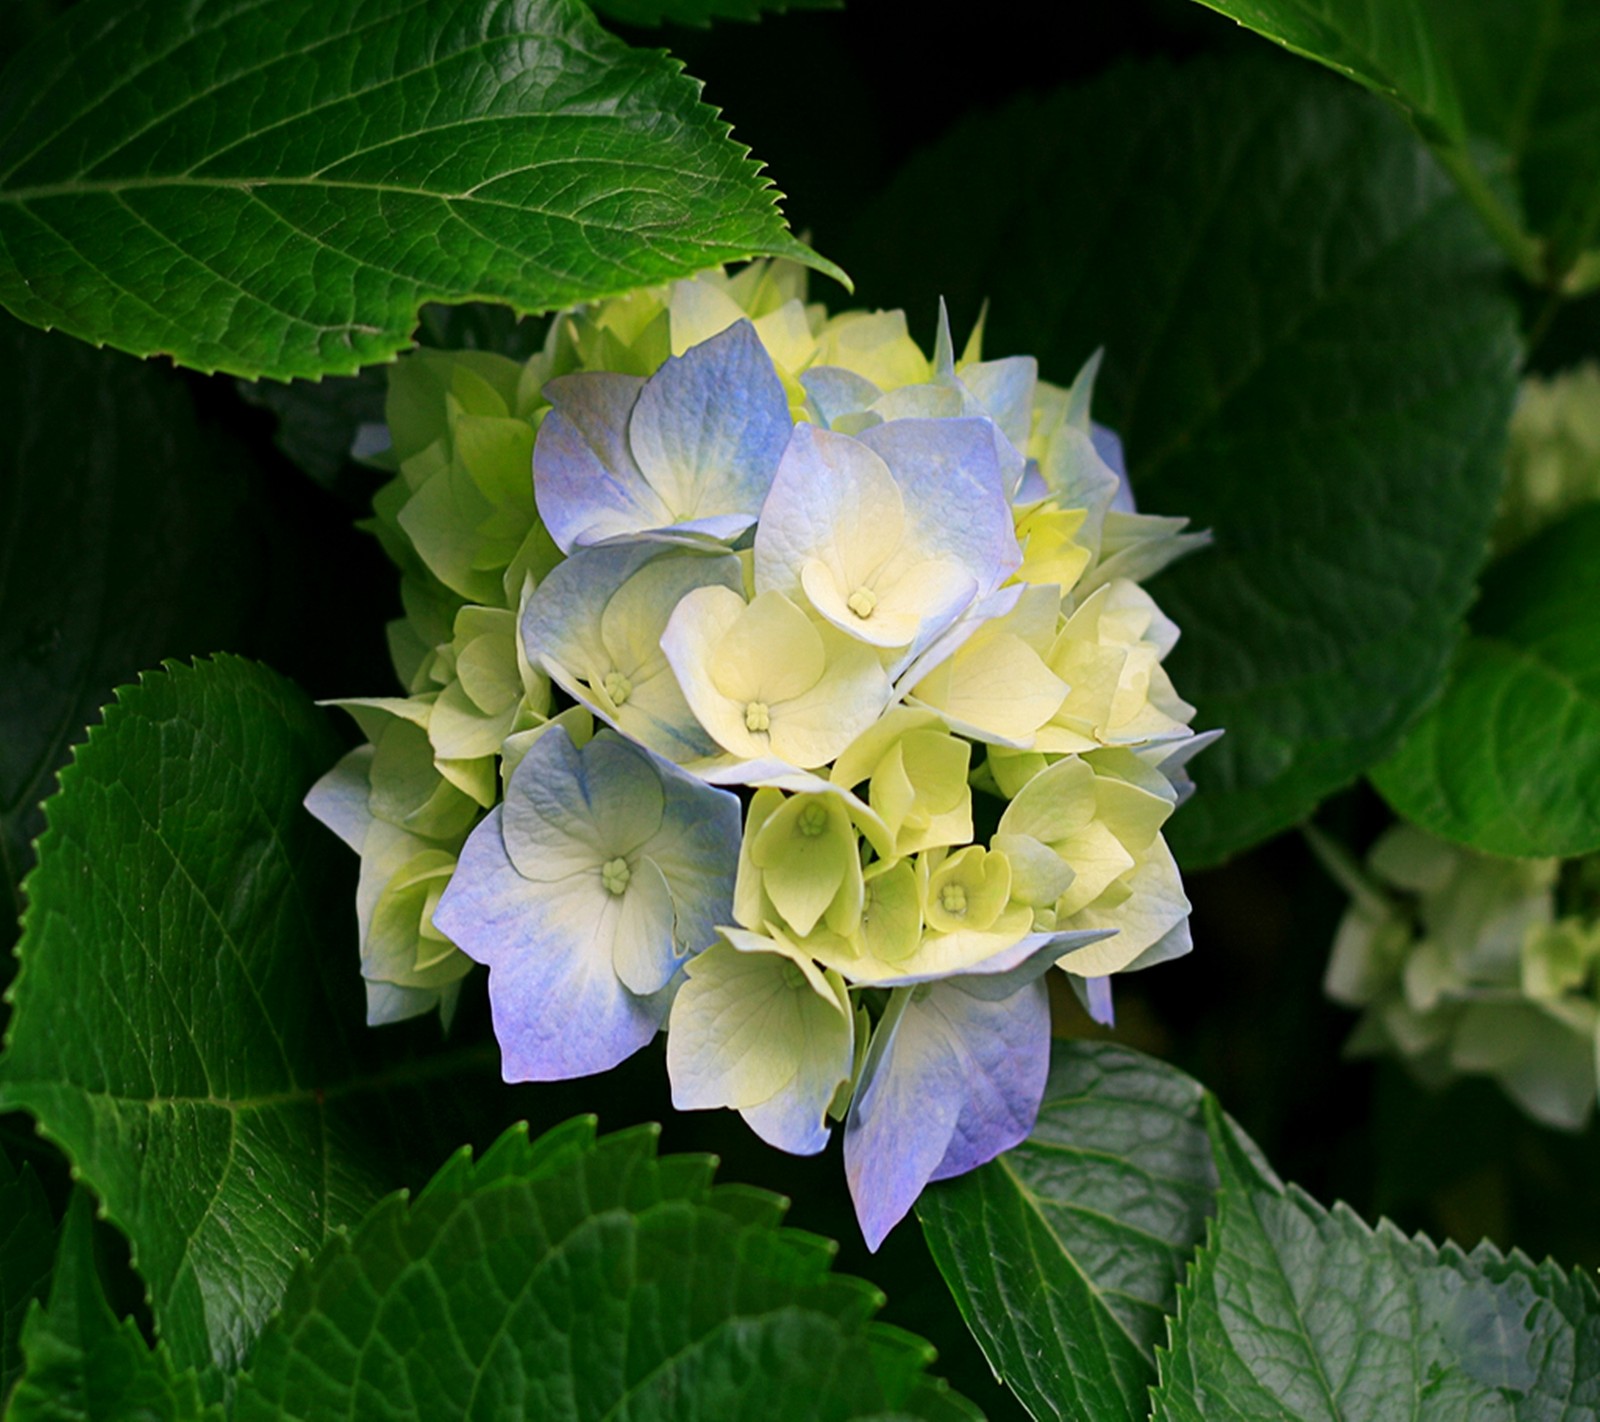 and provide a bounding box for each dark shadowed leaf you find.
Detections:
[1372,505,1600,858]
[7,1192,218,1422]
